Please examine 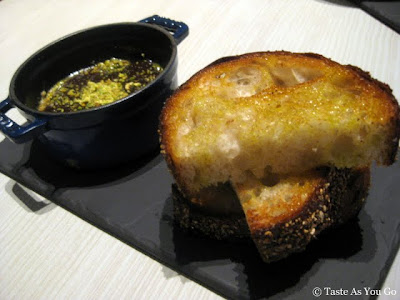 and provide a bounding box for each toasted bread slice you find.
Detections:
[160,51,399,195]
[233,167,370,262]
[172,167,370,262]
